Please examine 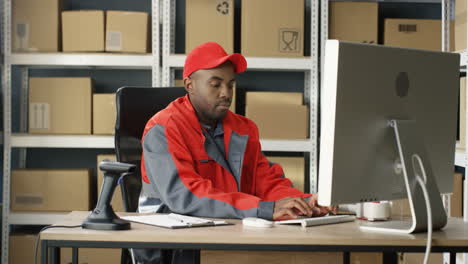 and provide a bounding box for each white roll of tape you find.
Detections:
[363,202,390,221]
